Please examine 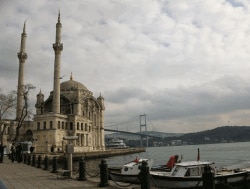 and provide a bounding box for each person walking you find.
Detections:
[0,143,5,163]
[16,143,23,163]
